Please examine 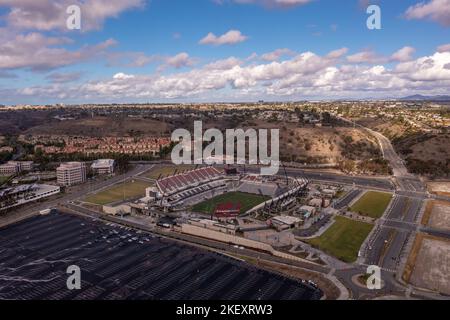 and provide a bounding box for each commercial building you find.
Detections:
[16,161,34,171]
[309,198,323,208]
[0,161,34,176]
[56,162,87,186]
[298,205,317,219]
[91,159,115,175]
[0,162,20,176]
[187,218,238,235]
[0,184,60,212]
[270,216,303,231]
